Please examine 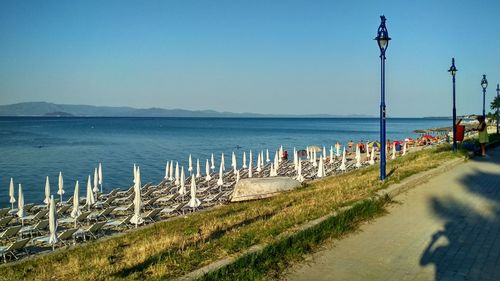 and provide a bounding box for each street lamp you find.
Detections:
[481,74,488,119]
[496,83,499,134]
[448,58,458,152]
[375,15,390,181]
